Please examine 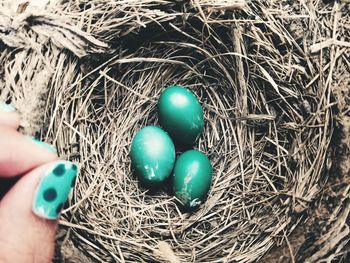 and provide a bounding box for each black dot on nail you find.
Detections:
[72,164,77,171]
[71,177,77,187]
[43,188,57,201]
[56,203,64,214]
[53,164,66,176]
